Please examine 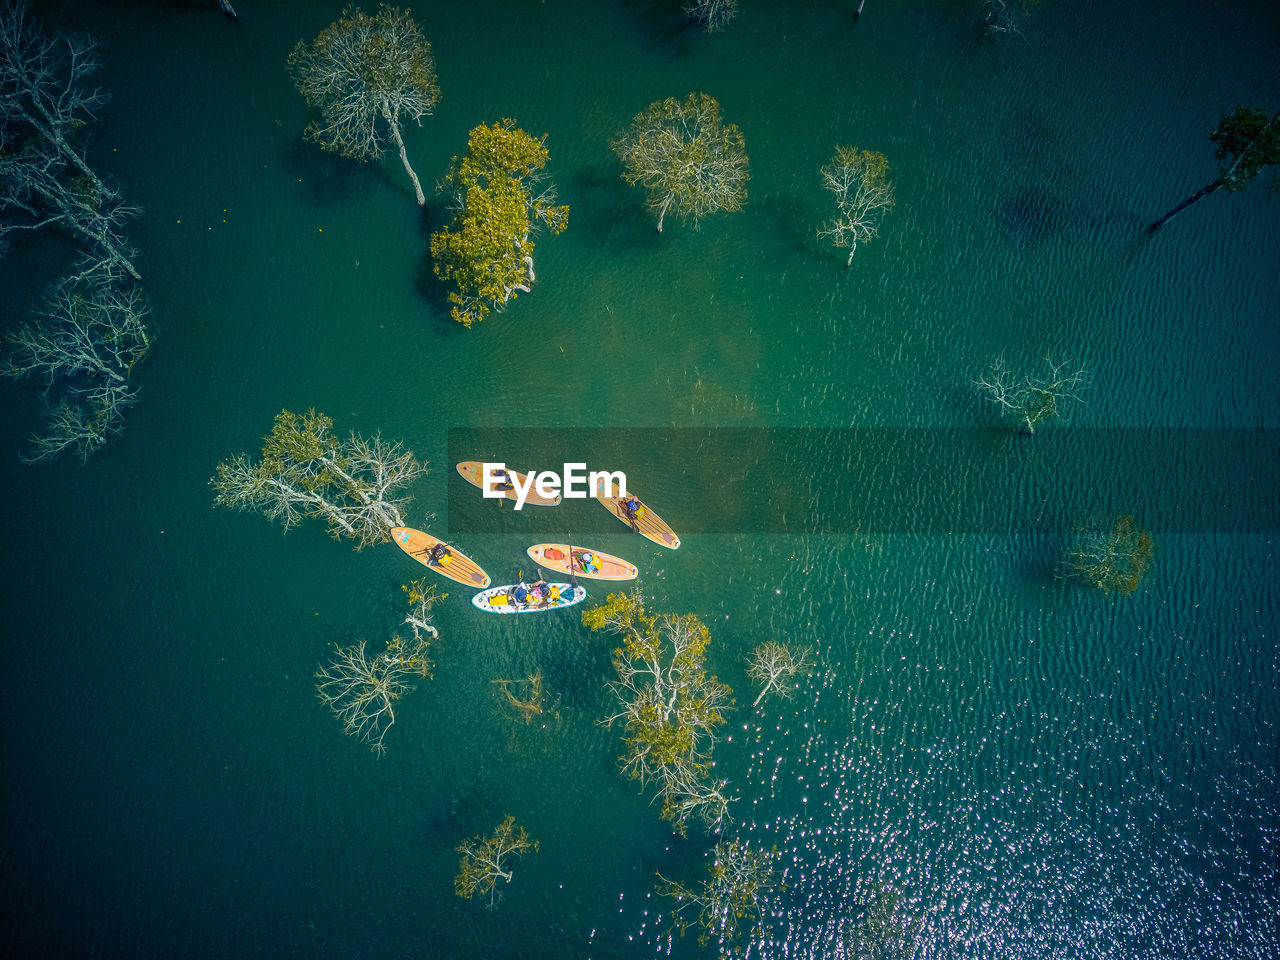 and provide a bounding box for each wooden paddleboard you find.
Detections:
[527,544,638,581]
[455,461,561,506]
[595,493,680,549]
[391,527,491,588]
[472,583,587,614]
